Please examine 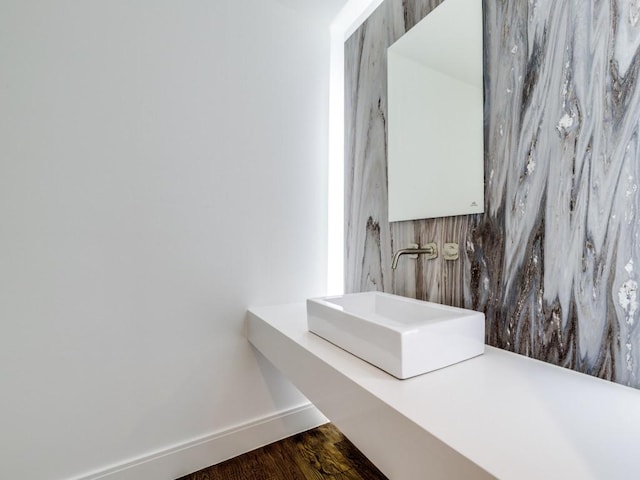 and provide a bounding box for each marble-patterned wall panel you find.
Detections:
[345,0,640,389]
[344,0,469,308]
